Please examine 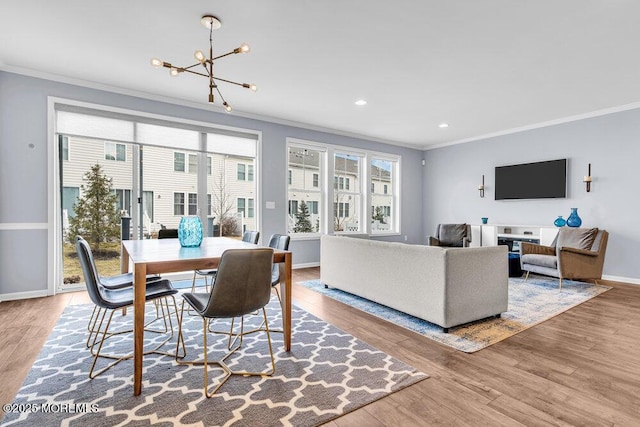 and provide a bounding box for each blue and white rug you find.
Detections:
[1,296,427,426]
[300,277,611,353]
